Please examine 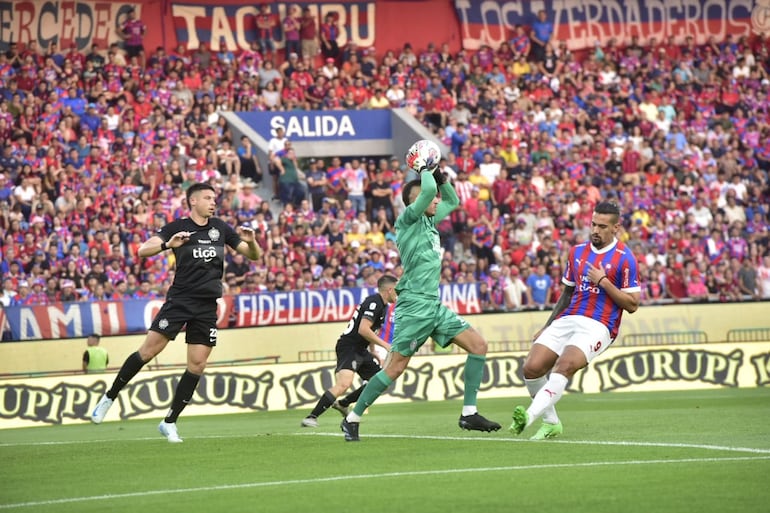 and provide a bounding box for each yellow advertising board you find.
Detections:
[1,302,769,376]
[1,342,768,429]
